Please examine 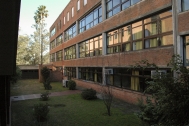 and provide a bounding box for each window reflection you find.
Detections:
[79,6,102,33]
[182,0,189,11]
[185,35,189,66]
